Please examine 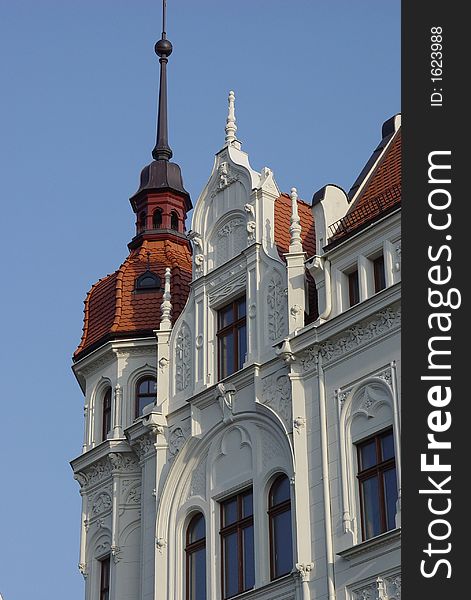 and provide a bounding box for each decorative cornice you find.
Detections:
[301,305,401,372]
[74,452,140,489]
